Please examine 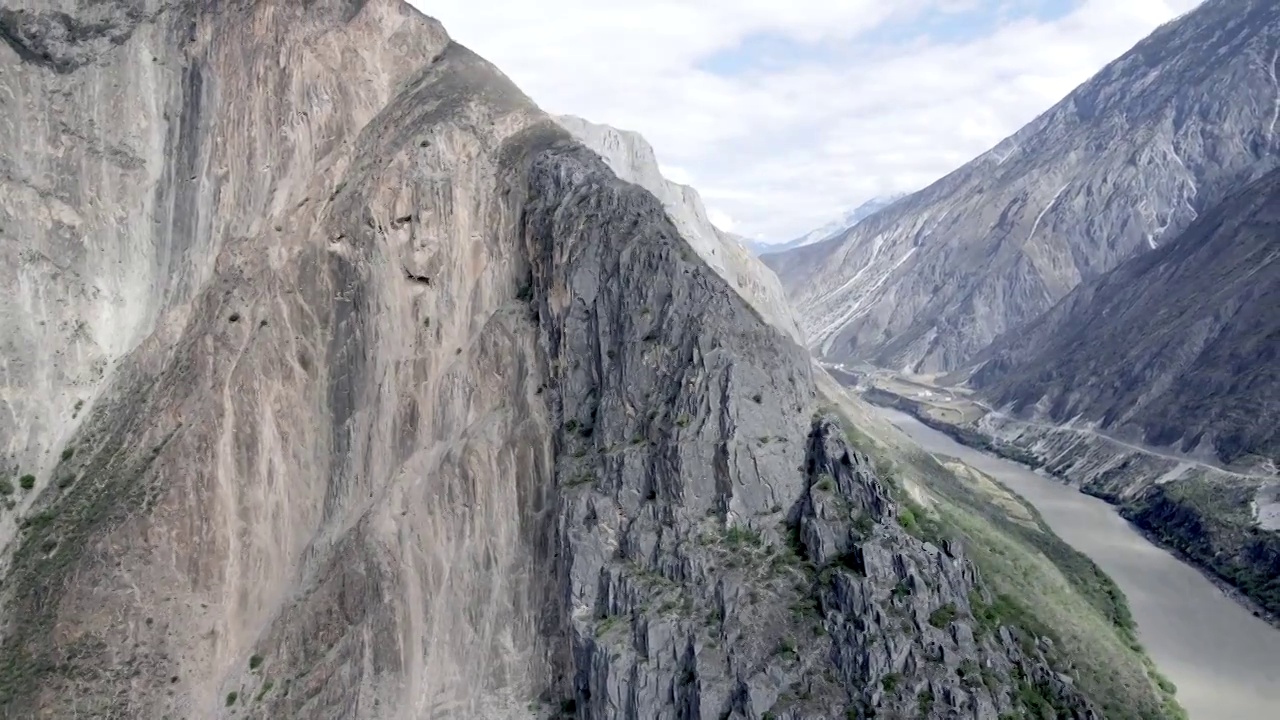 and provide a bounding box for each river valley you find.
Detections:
[873,408,1280,720]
